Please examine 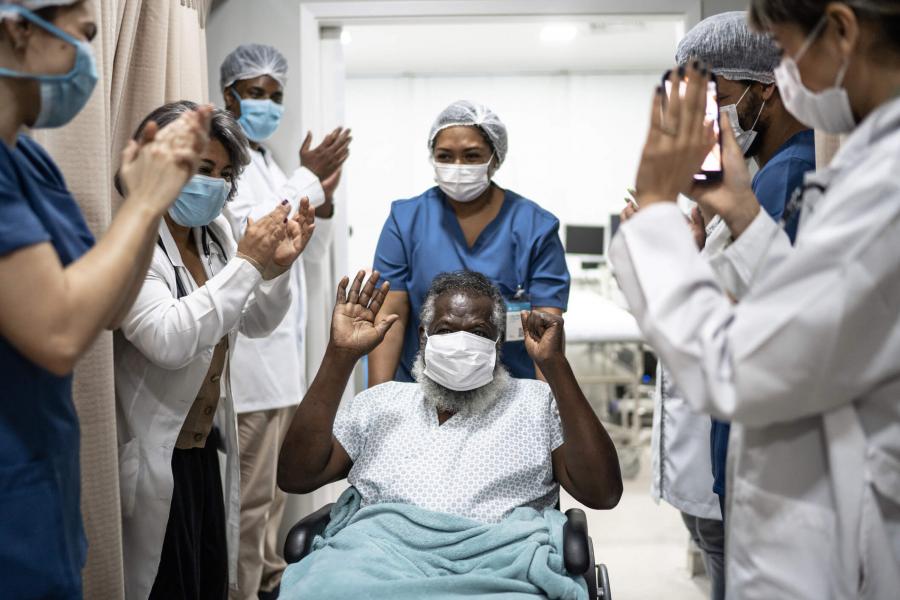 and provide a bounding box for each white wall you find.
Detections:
[344,72,659,272]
